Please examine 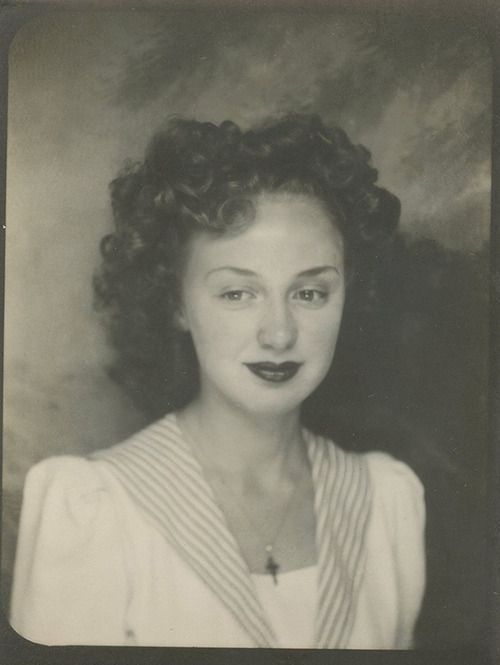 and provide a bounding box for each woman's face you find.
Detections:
[178,192,345,417]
